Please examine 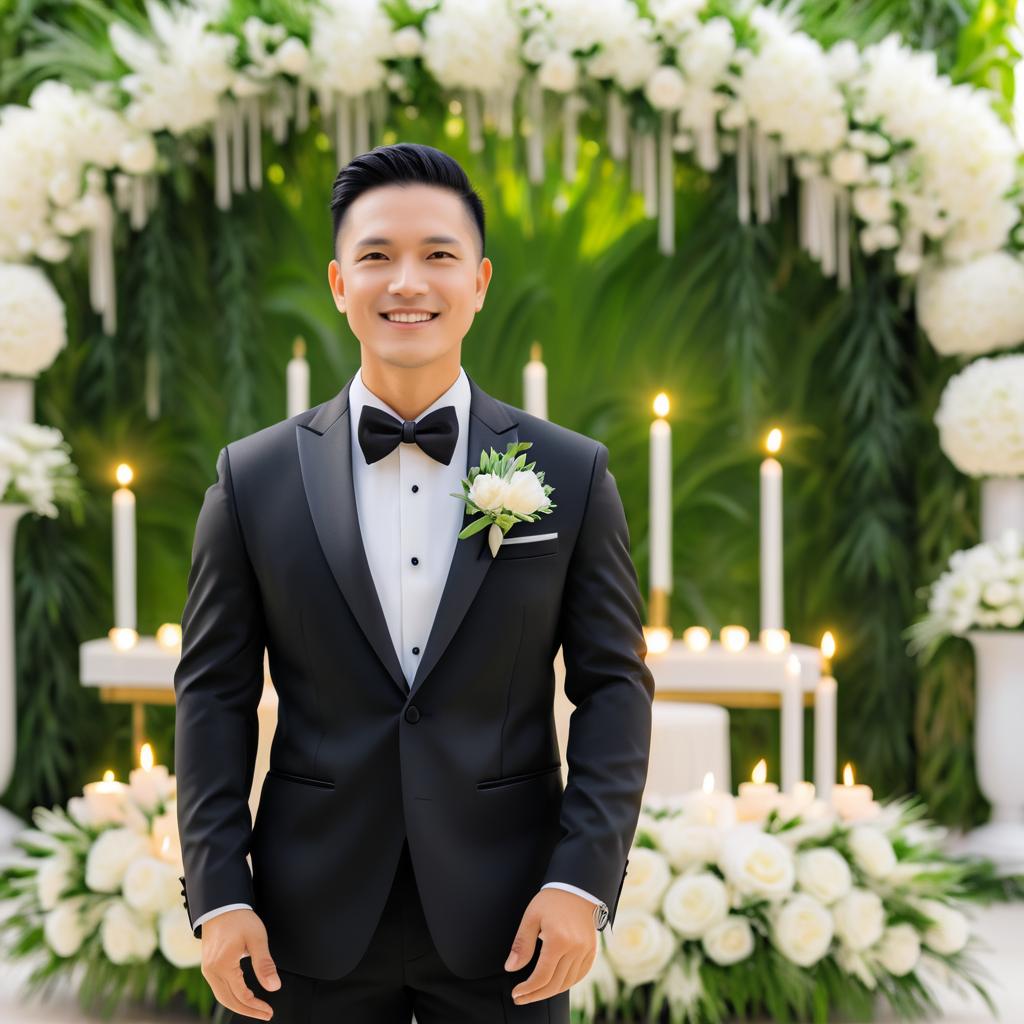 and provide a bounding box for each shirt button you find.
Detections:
[411,556,419,565]
[412,646,420,655]
[411,484,419,493]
